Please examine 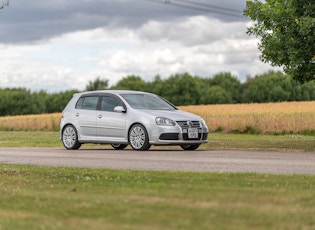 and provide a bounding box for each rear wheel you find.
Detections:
[111,144,128,150]
[62,125,81,150]
[180,144,200,151]
[129,124,151,151]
